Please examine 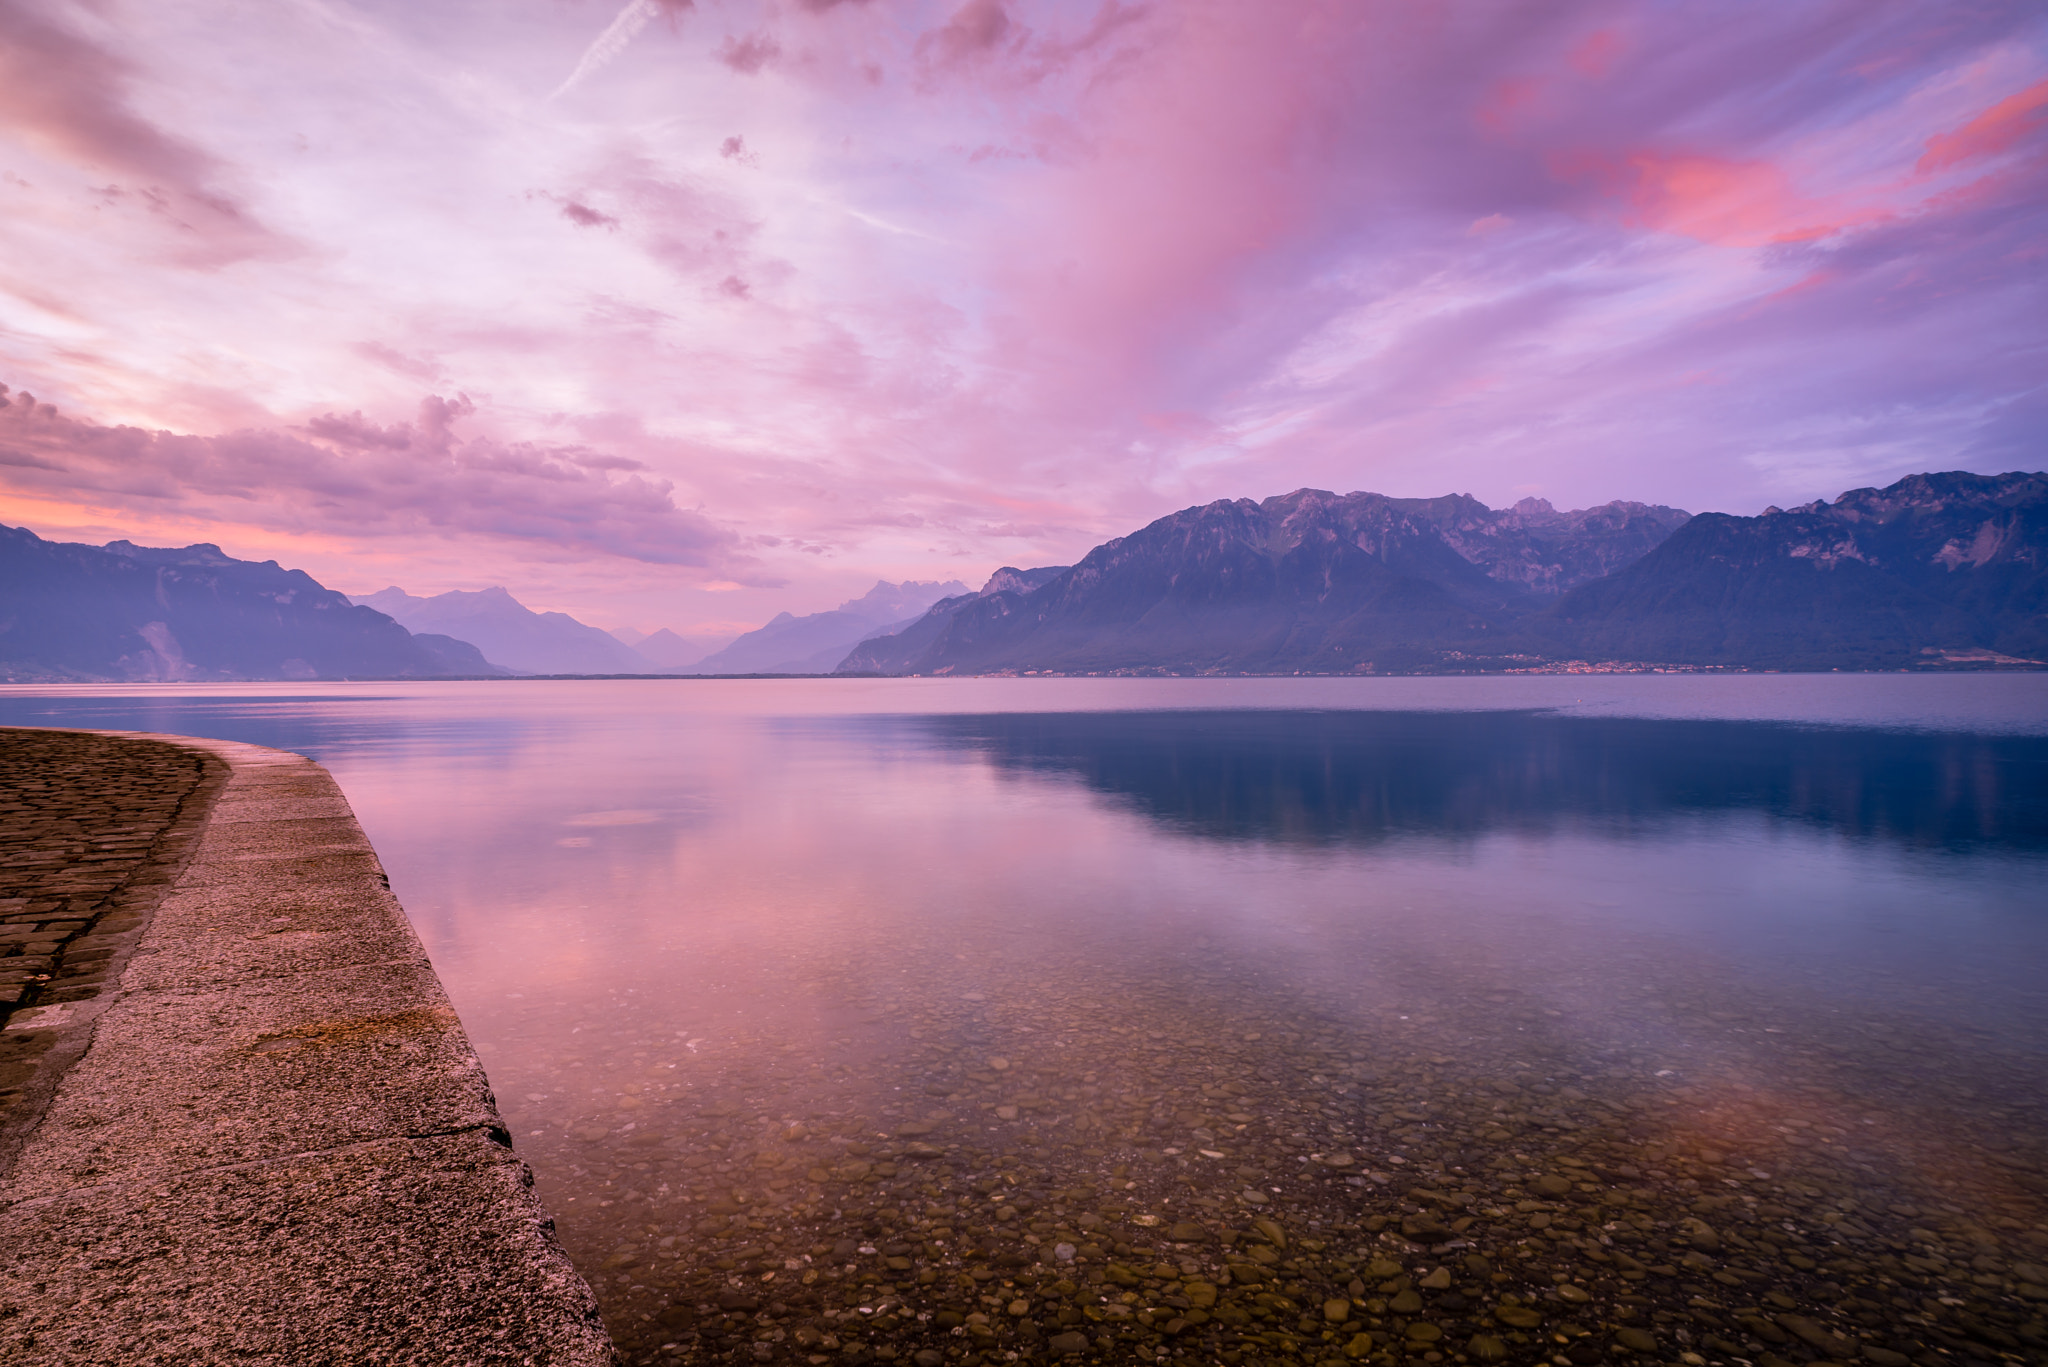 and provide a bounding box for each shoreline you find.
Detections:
[5,657,2048,687]
[0,728,616,1365]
